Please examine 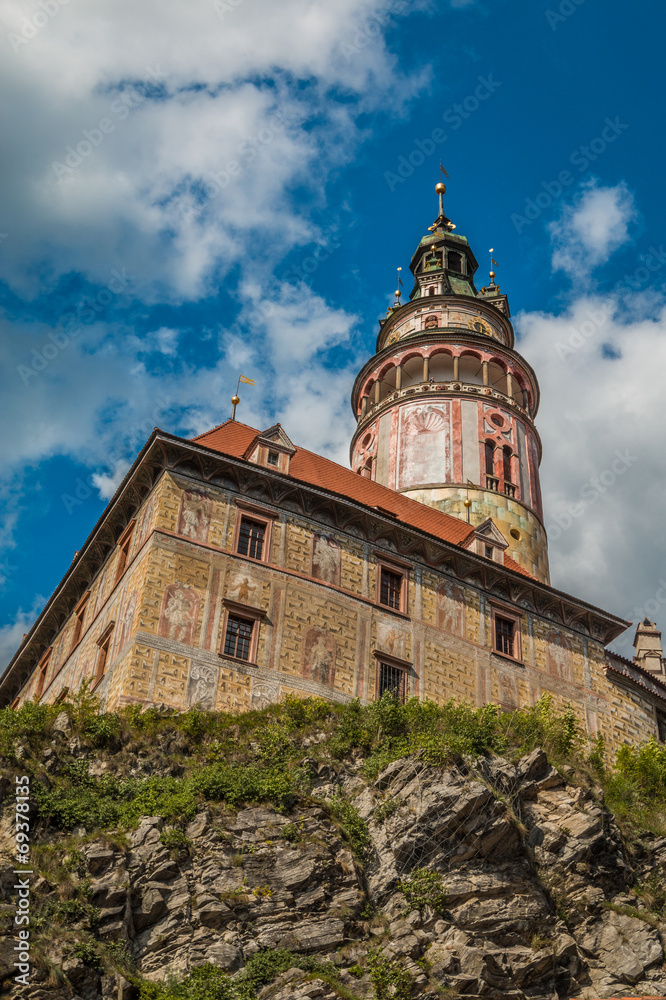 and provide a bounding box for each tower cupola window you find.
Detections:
[448,251,463,273]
